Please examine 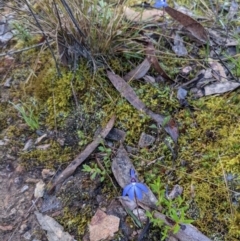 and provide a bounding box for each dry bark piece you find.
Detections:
[107,71,178,142]
[89,209,120,241]
[124,58,151,81]
[48,116,115,193]
[208,58,227,82]
[204,82,240,96]
[165,6,208,43]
